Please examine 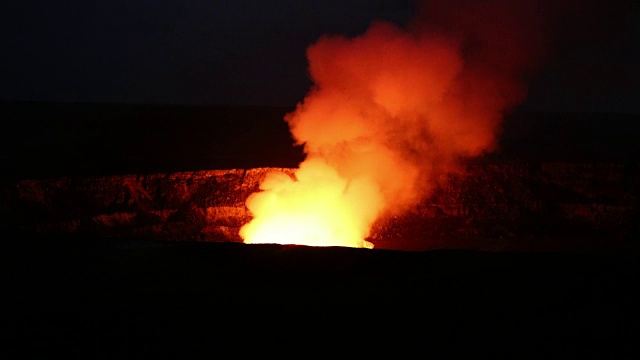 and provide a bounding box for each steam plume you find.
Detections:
[240,0,547,248]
